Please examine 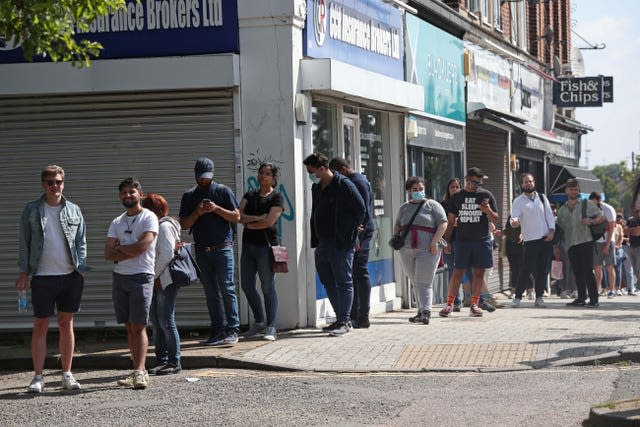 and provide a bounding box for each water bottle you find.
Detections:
[18,290,30,313]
